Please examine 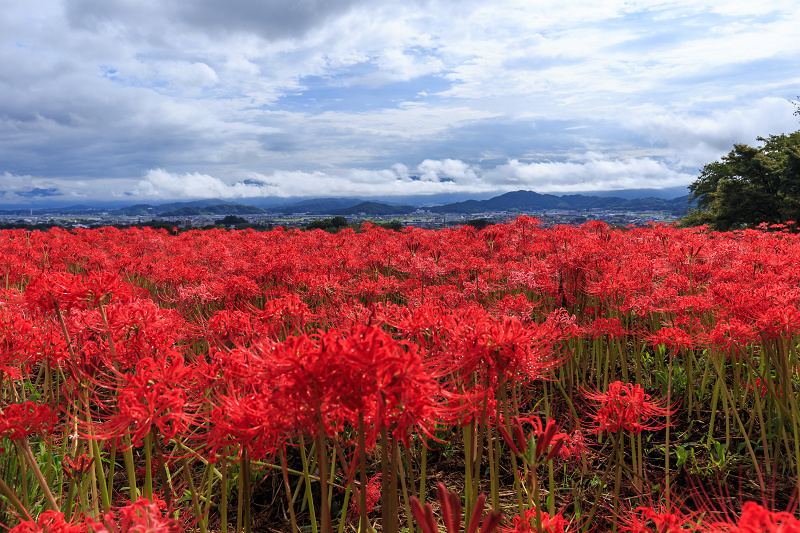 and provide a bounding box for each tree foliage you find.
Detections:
[307,216,350,232]
[684,130,800,230]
